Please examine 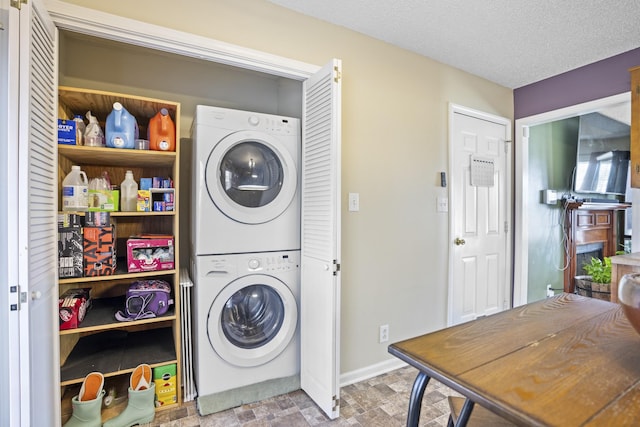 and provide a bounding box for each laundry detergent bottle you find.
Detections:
[106,102,138,149]
[62,165,88,211]
[148,108,175,152]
